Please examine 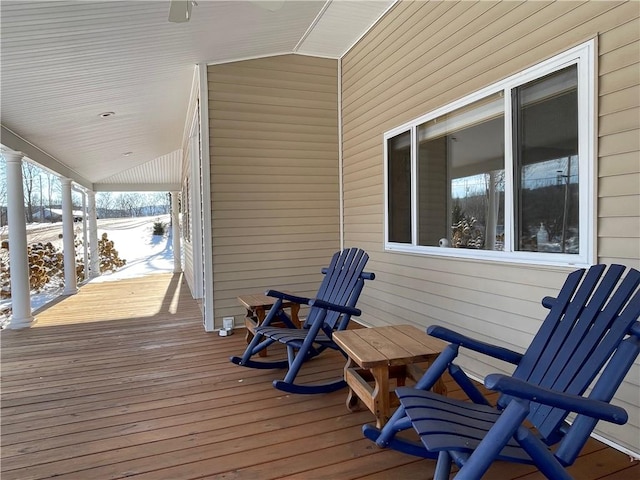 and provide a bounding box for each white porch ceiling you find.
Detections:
[0,0,395,191]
